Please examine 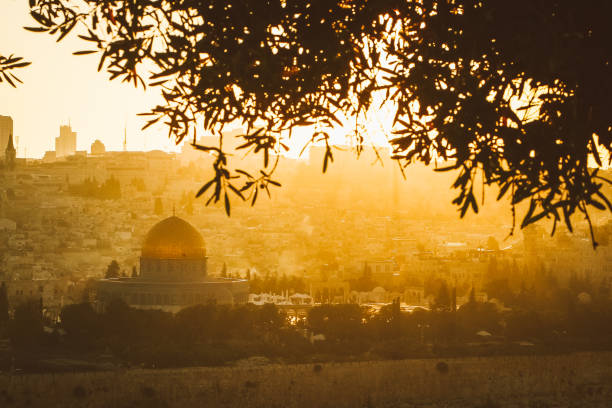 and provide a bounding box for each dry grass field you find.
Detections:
[1,352,611,408]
